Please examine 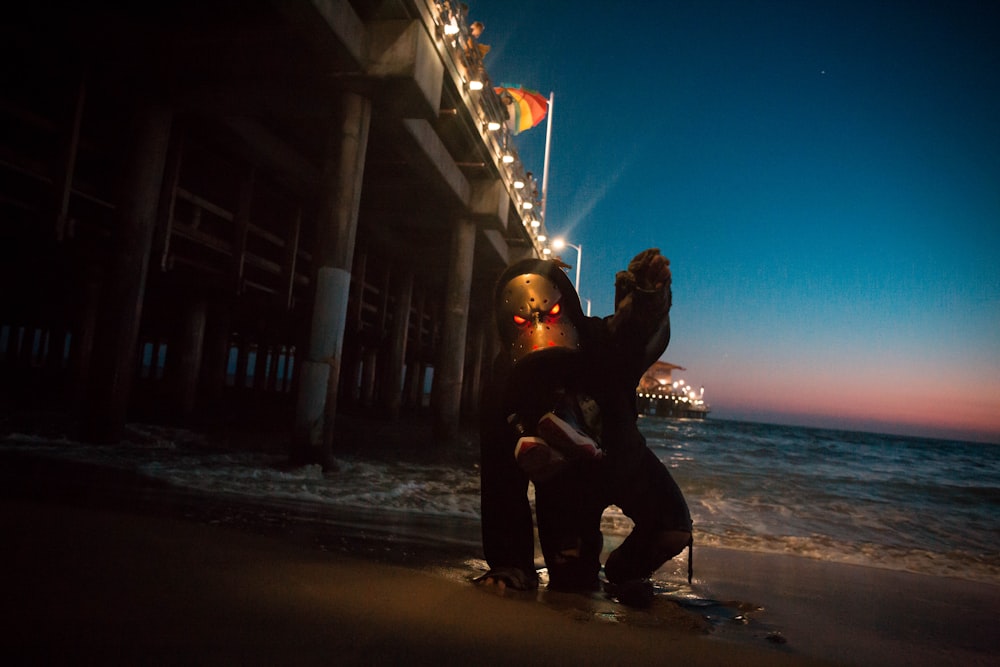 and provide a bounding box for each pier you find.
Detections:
[636,362,710,420]
[0,1,551,464]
